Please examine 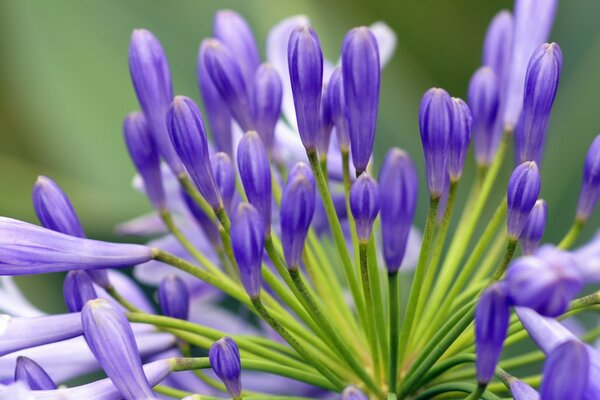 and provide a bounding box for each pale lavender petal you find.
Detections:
[369,22,396,68]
